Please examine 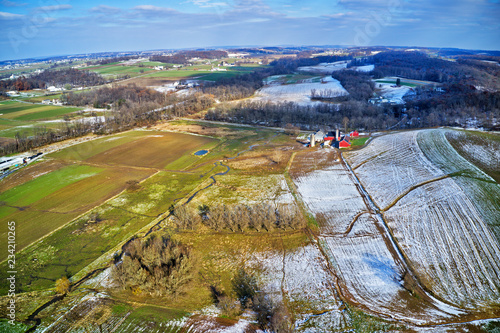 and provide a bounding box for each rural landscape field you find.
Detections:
[2,111,500,332]
[1,0,500,329]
